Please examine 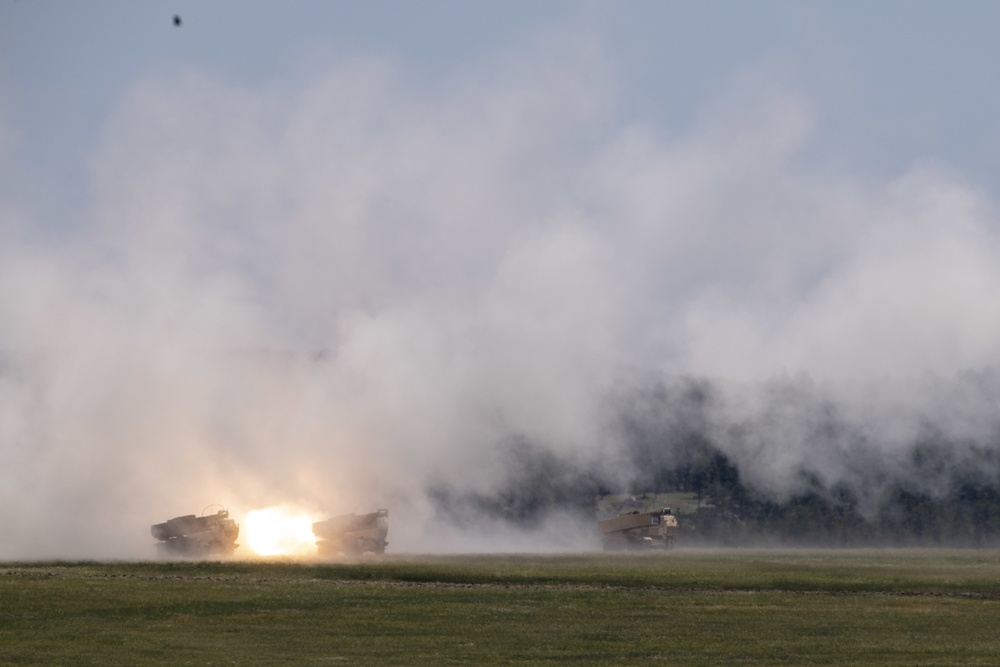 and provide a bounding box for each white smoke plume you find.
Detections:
[2,30,1000,557]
